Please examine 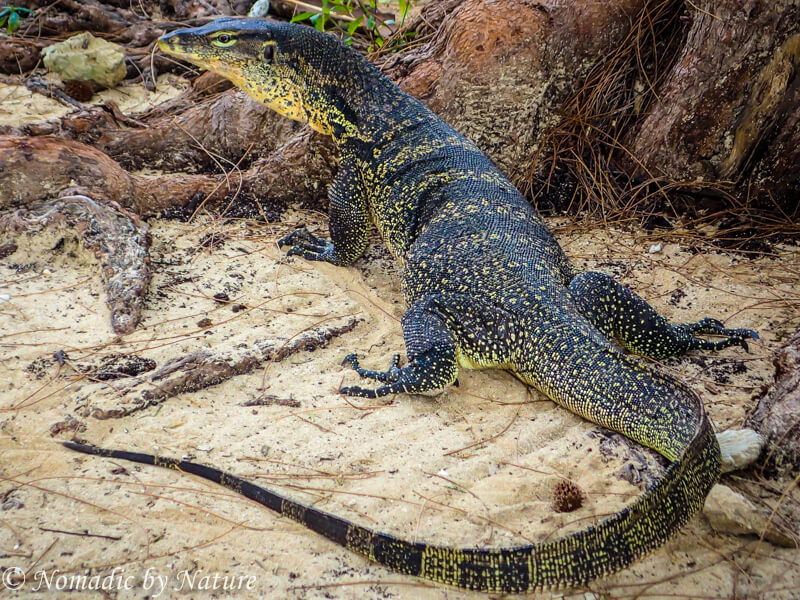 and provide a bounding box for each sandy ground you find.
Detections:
[1,49,799,600]
[2,209,799,599]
